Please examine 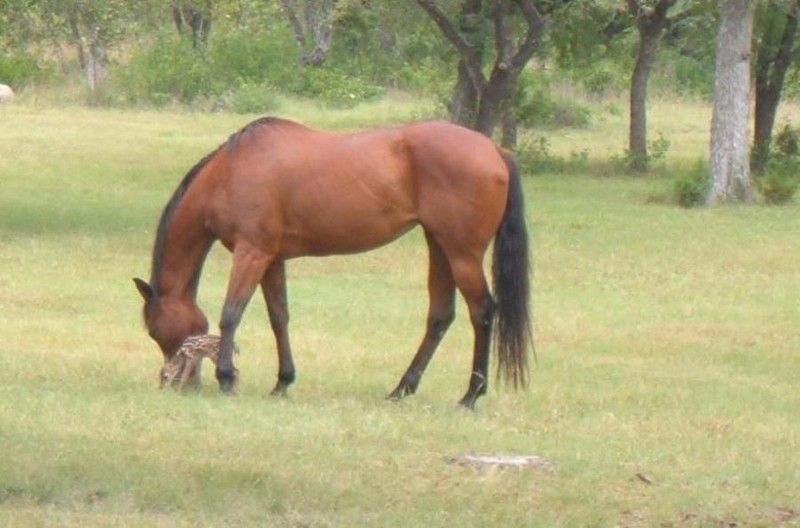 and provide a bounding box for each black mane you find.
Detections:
[149,116,283,291]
